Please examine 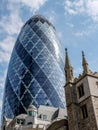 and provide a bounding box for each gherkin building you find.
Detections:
[2,15,65,119]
